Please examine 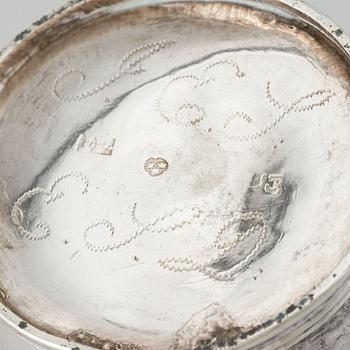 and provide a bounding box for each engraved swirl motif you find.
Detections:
[156,61,245,131]
[17,55,330,281]
[53,40,176,102]
[157,60,335,140]
[11,188,50,241]
[82,186,237,255]
[81,189,269,282]
[229,81,335,142]
[11,172,89,241]
[159,210,267,281]
[11,170,270,282]
[83,203,203,253]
